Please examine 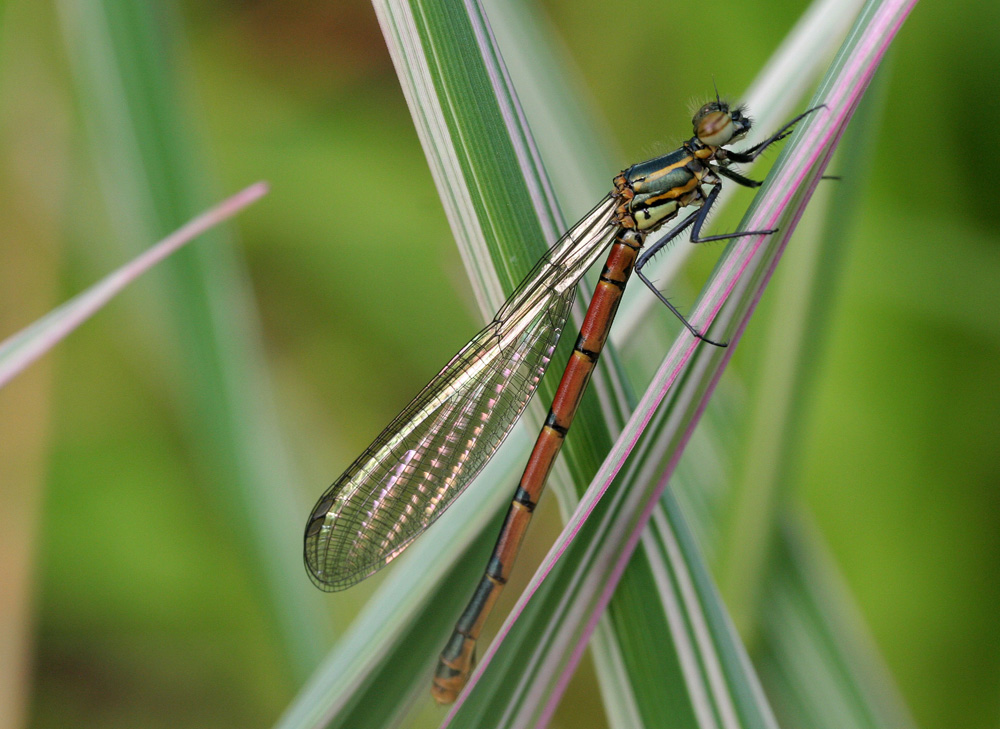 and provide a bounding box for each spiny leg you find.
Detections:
[687,184,777,244]
[634,183,784,347]
[717,165,764,188]
[634,210,727,346]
